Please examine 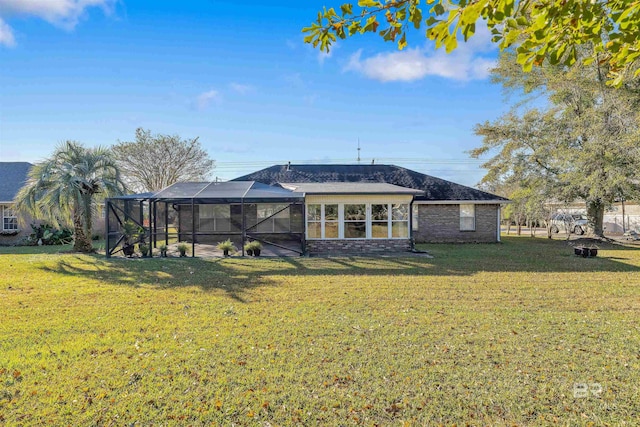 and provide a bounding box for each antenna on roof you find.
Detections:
[357,138,361,164]
[286,161,291,171]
